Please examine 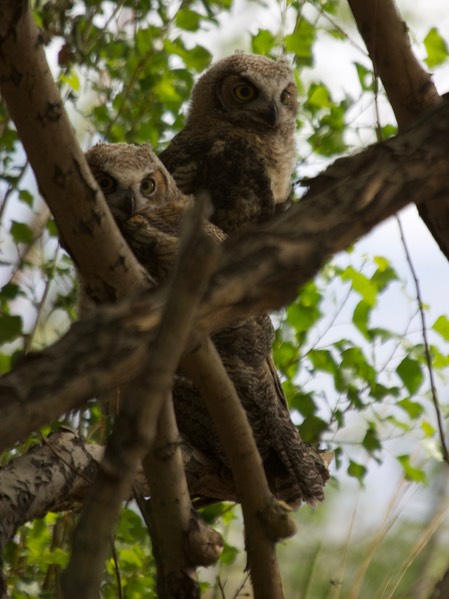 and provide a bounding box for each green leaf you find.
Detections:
[18,189,34,207]
[432,315,449,341]
[422,420,436,437]
[59,70,80,92]
[285,19,315,66]
[251,29,276,55]
[341,266,377,306]
[0,314,23,344]
[308,349,337,375]
[0,283,20,301]
[341,347,375,385]
[397,454,427,483]
[287,388,317,417]
[352,300,371,339]
[424,27,449,68]
[347,459,367,481]
[371,258,398,291]
[396,357,424,394]
[46,219,59,237]
[354,62,373,92]
[298,415,328,443]
[176,8,201,31]
[221,541,239,565]
[362,423,381,453]
[397,398,424,419]
[10,221,34,244]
